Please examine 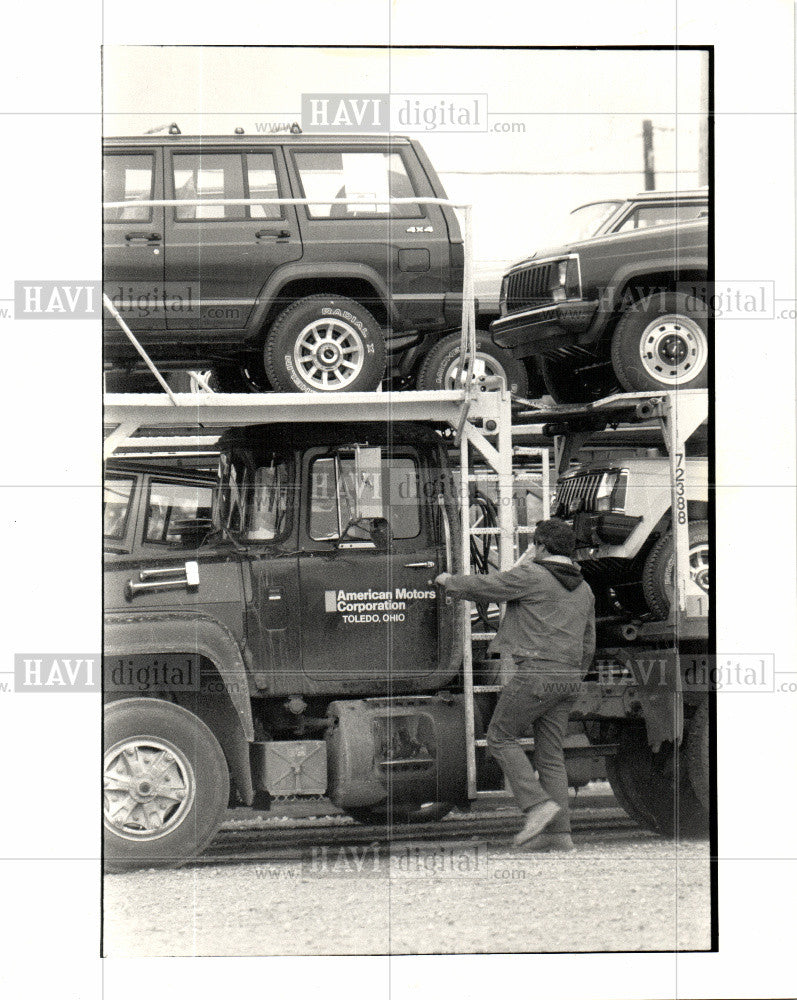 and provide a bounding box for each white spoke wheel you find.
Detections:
[416,330,529,396]
[611,291,709,392]
[293,318,365,390]
[103,698,229,871]
[264,294,386,393]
